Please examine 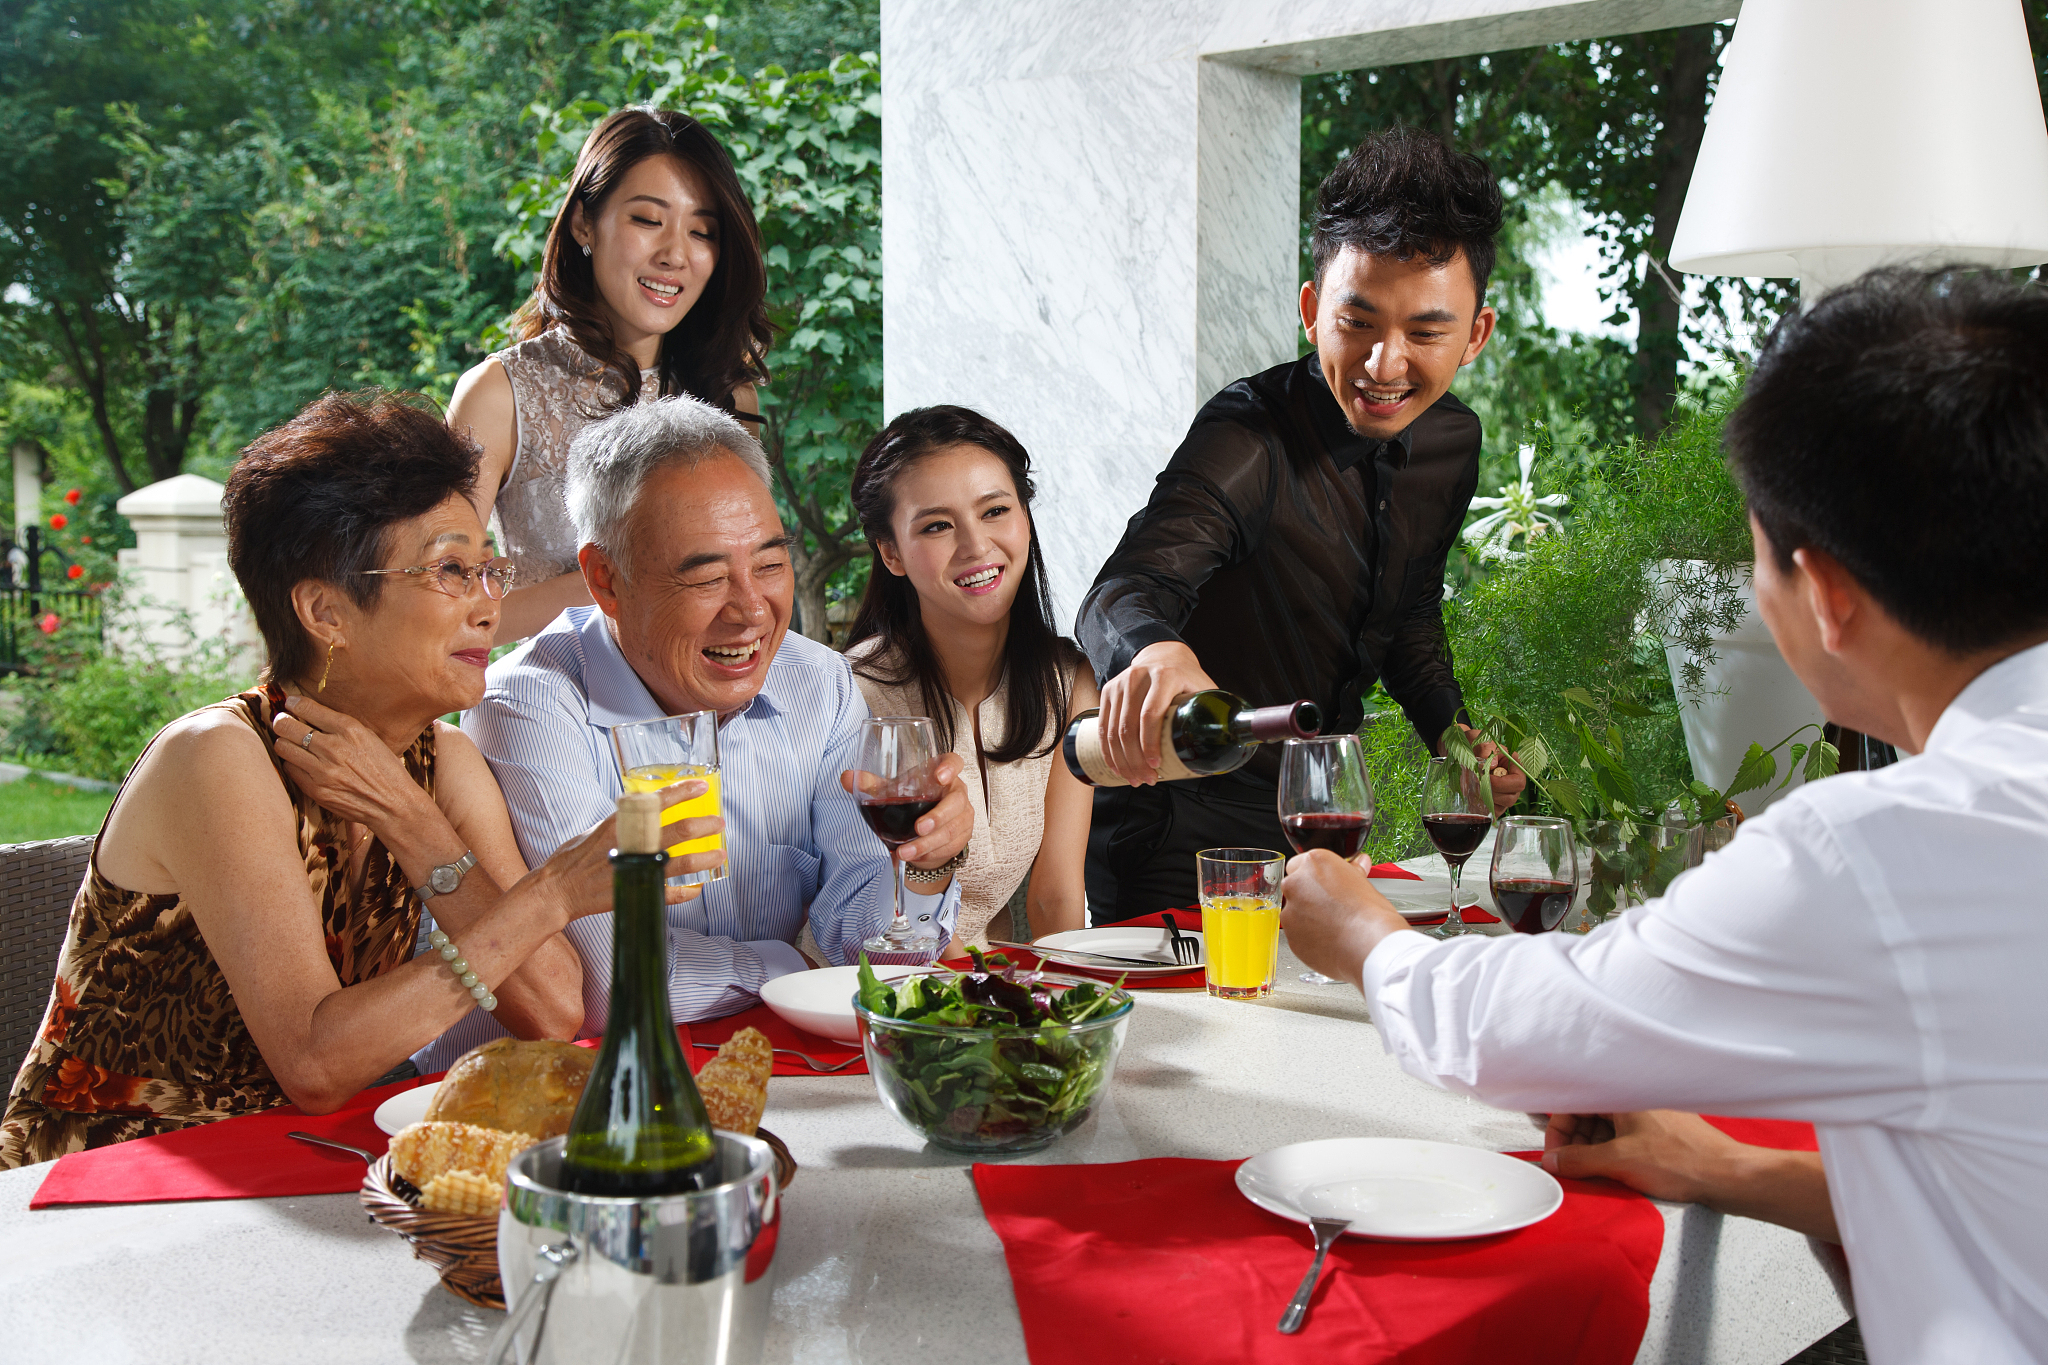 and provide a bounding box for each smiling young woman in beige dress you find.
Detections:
[446,107,773,642]
[842,407,1097,955]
